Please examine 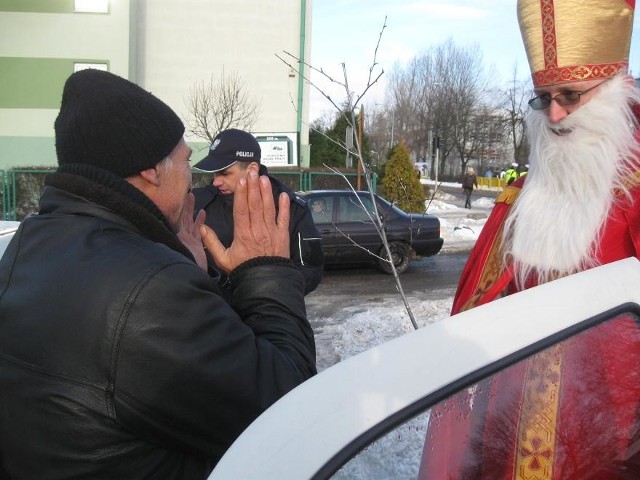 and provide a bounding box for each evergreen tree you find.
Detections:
[310,109,371,168]
[381,140,425,213]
